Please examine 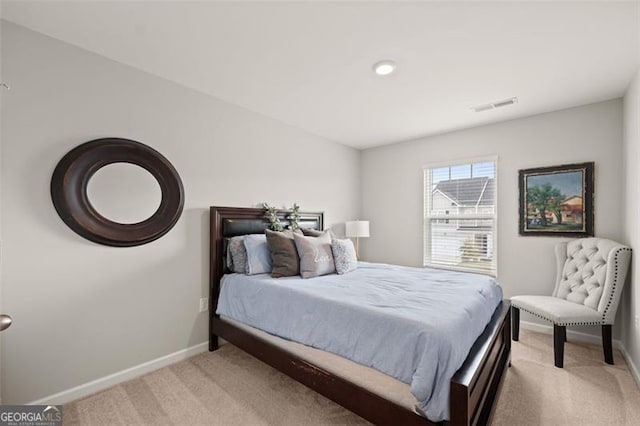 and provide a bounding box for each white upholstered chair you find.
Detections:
[511,238,632,368]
